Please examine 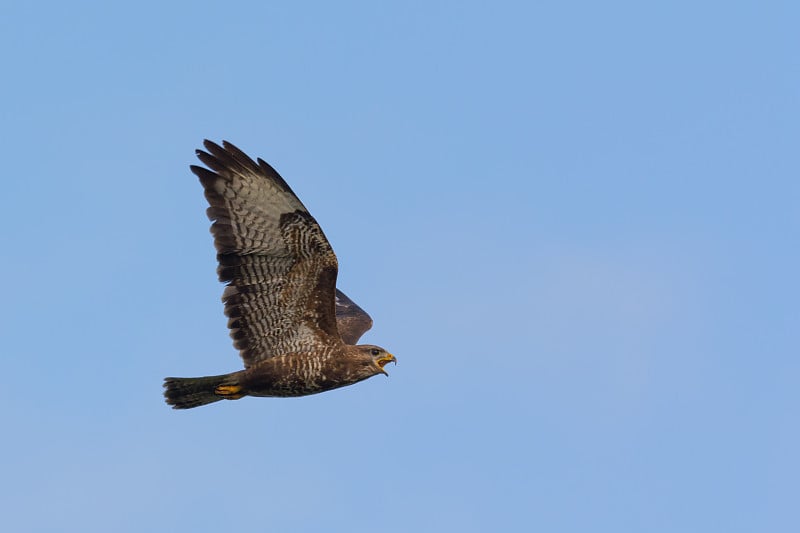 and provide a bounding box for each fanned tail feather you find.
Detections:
[163,374,238,409]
